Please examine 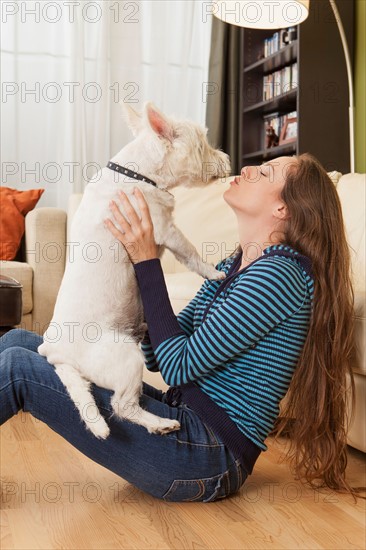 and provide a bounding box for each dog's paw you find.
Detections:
[88,418,110,439]
[149,419,181,435]
[203,266,226,281]
[211,269,226,281]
